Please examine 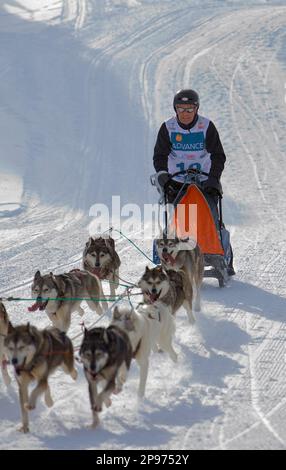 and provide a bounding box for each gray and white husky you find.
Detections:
[111,303,177,398]
[83,236,121,297]
[0,302,12,385]
[79,325,132,428]
[4,323,77,433]
[29,269,108,332]
[155,235,204,313]
[138,265,195,324]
